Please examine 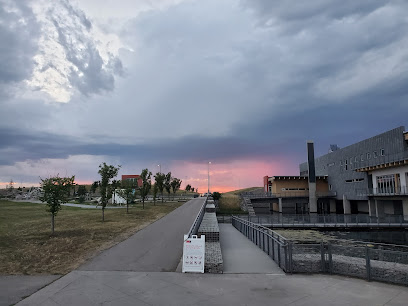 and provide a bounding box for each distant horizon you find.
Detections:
[1,1,407,194]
